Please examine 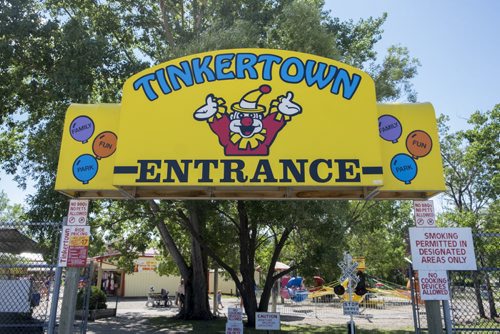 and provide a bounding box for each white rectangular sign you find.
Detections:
[57,226,72,267]
[227,307,243,323]
[413,200,435,227]
[225,322,243,334]
[409,227,477,270]
[343,301,360,315]
[255,312,280,330]
[418,270,450,300]
[68,199,89,225]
